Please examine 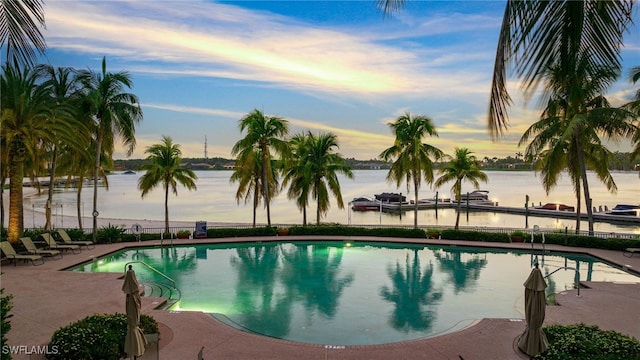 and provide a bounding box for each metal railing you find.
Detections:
[544,266,581,296]
[124,261,181,307]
